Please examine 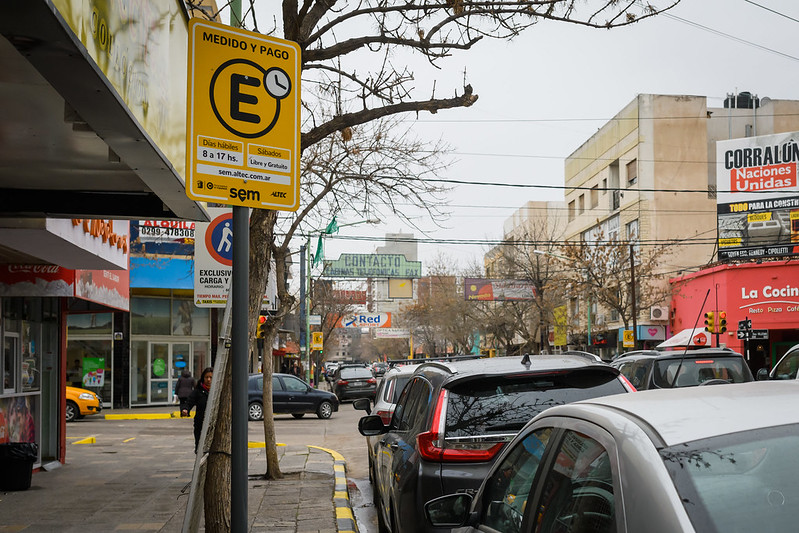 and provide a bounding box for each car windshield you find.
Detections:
[771,350,799,379]
[340,367,372,379]
[444,370,626,438]
[662,423,799,533]
[653,357,749,388]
